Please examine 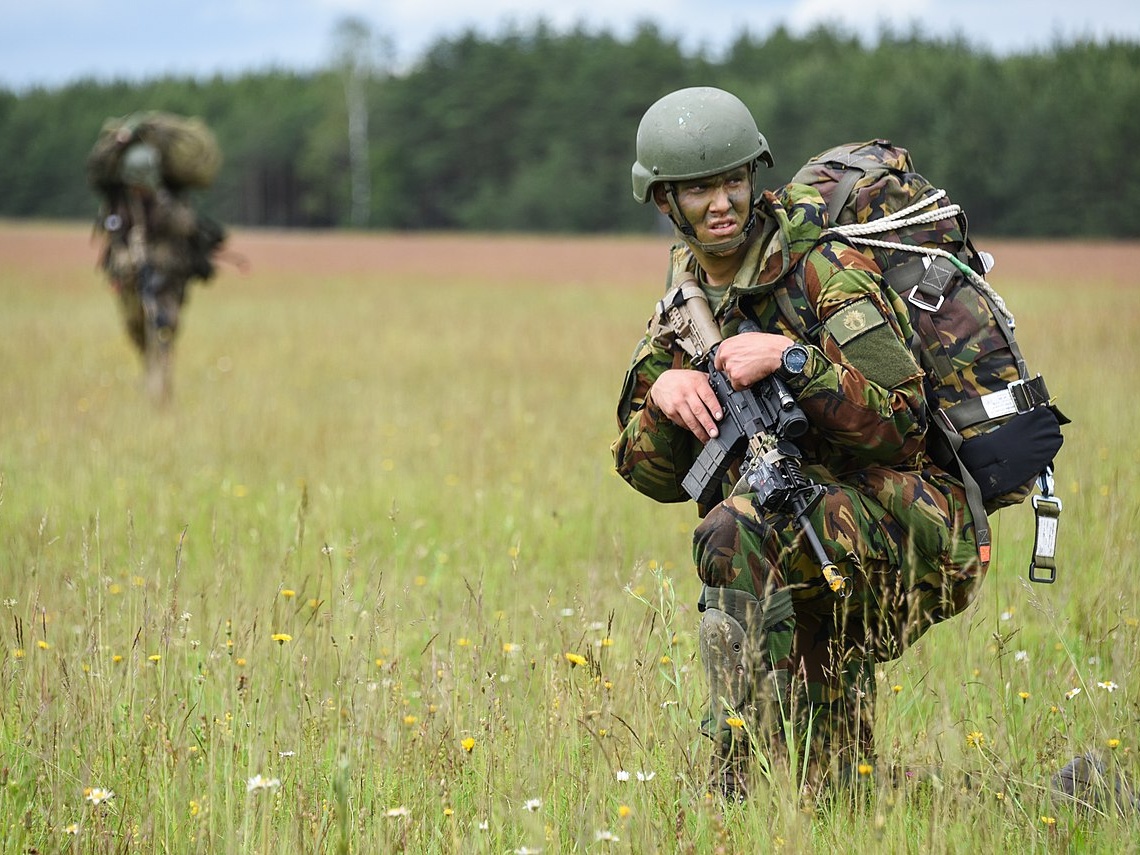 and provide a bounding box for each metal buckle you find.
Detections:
[907,286,944,312]
[1008,377,1045,414]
